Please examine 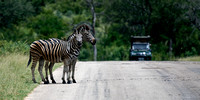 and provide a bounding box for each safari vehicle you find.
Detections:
[129,36,152,61]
